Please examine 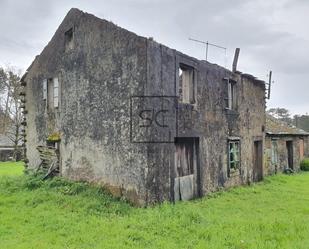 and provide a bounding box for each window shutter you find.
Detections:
[188,70,194,104]
[43,79,47,100]
[228,80,232,109]
[182,71,189,103]
[53,78,59,108]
